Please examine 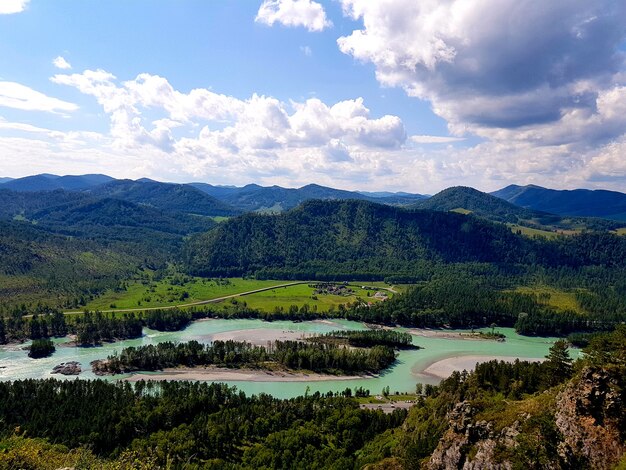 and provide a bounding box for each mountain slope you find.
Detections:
[88,179,239,216]
[0,177,13,184]
[493,184,626,221]
[184,199,541,278]
[2,174,115,191]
